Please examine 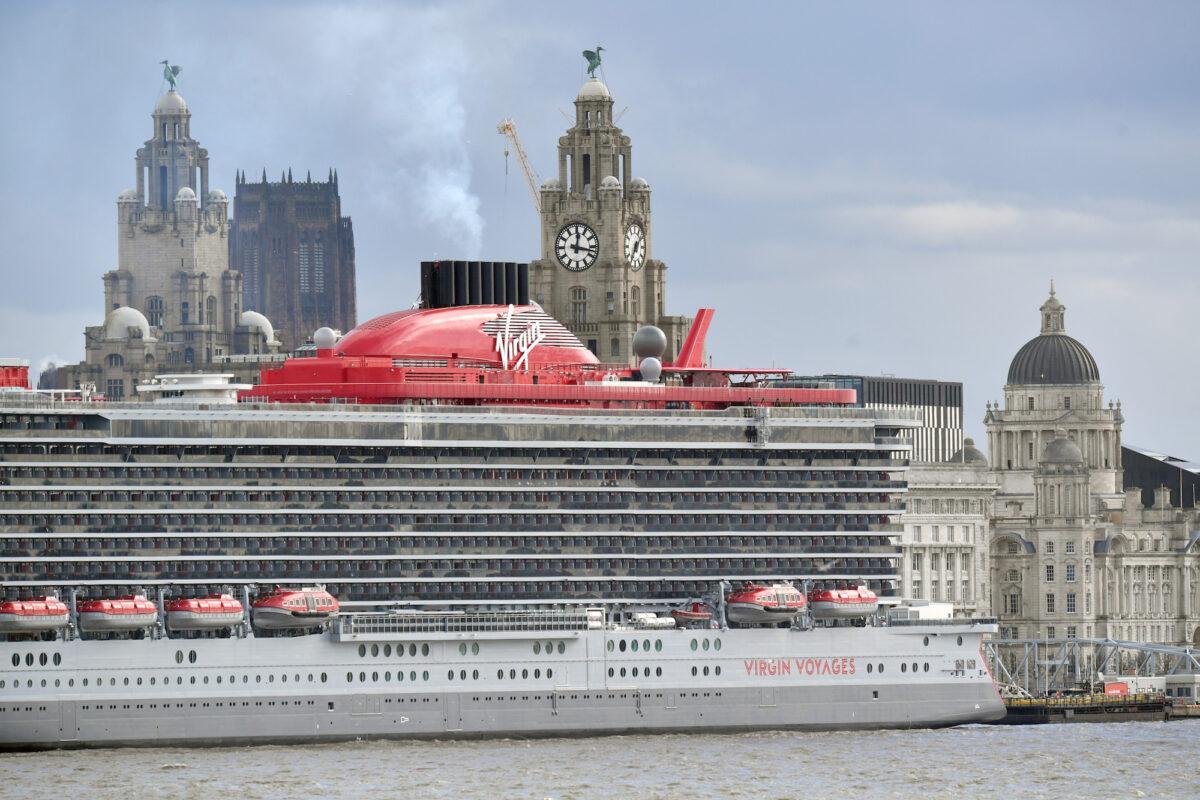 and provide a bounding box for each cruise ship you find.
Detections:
[0,301,1008,748]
